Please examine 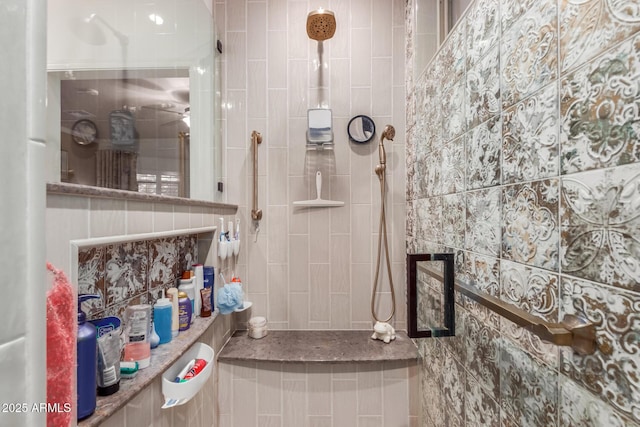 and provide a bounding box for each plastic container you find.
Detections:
[123,304,152,369]
[77,294,100,420]
[248,316,268,339]
[166,287,180,338]
[89,316,121,396]
[161,343,214,408]
[178,292,192,331]
[203,266,214,288]
[179,278,196,322]
[154,290,173,344]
